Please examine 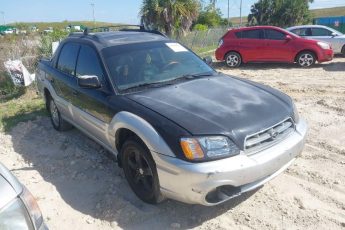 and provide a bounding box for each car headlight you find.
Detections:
[20,186,44,229]
[292,101,300,123]
[180,136,240,161]
[317,41,330,49]
[0,198,34,230]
